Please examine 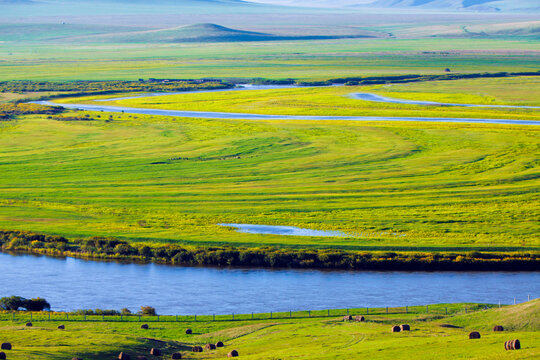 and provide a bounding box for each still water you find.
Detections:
[1,252,538,314]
